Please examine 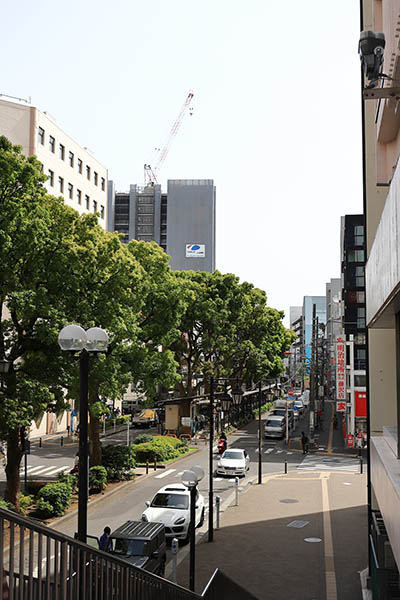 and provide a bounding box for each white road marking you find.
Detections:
[19,465,45,474]
[155,468,176,479]
[264,448,274,454]
[42,466,70,475]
